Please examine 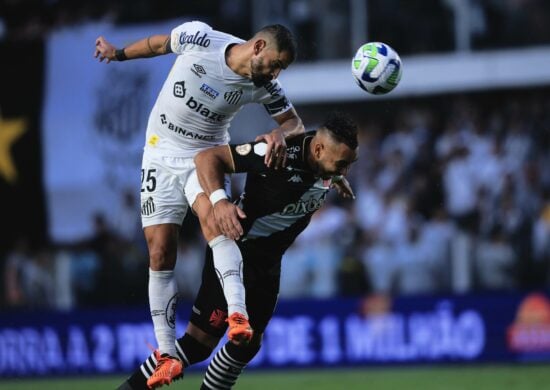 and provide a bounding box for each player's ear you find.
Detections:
[314,142,323,158]
[253,39,267,55]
